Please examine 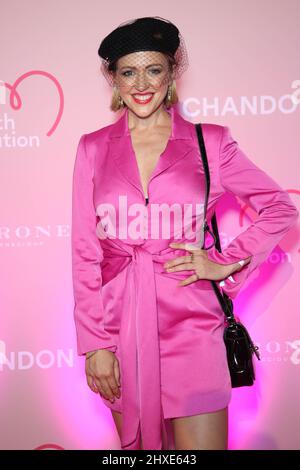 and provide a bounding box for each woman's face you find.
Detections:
[113,50,173,116]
